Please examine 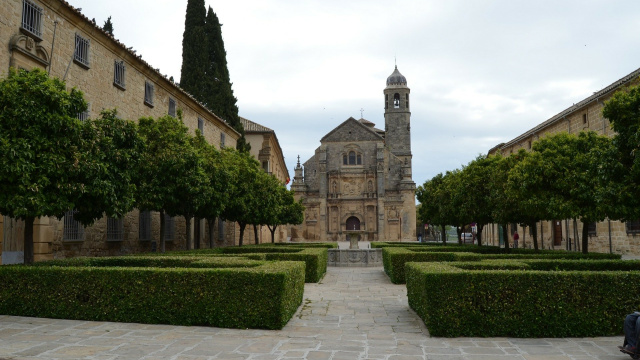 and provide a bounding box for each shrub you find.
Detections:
[406,260,640,337]
[383,247,621,284]
[0,259,305,330]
